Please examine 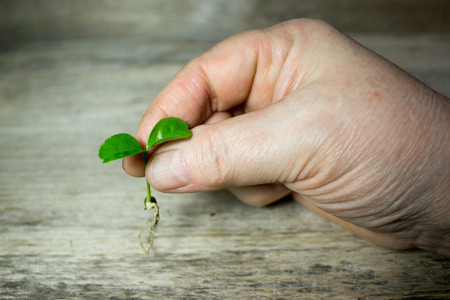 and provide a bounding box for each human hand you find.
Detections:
[124,19,450,256]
